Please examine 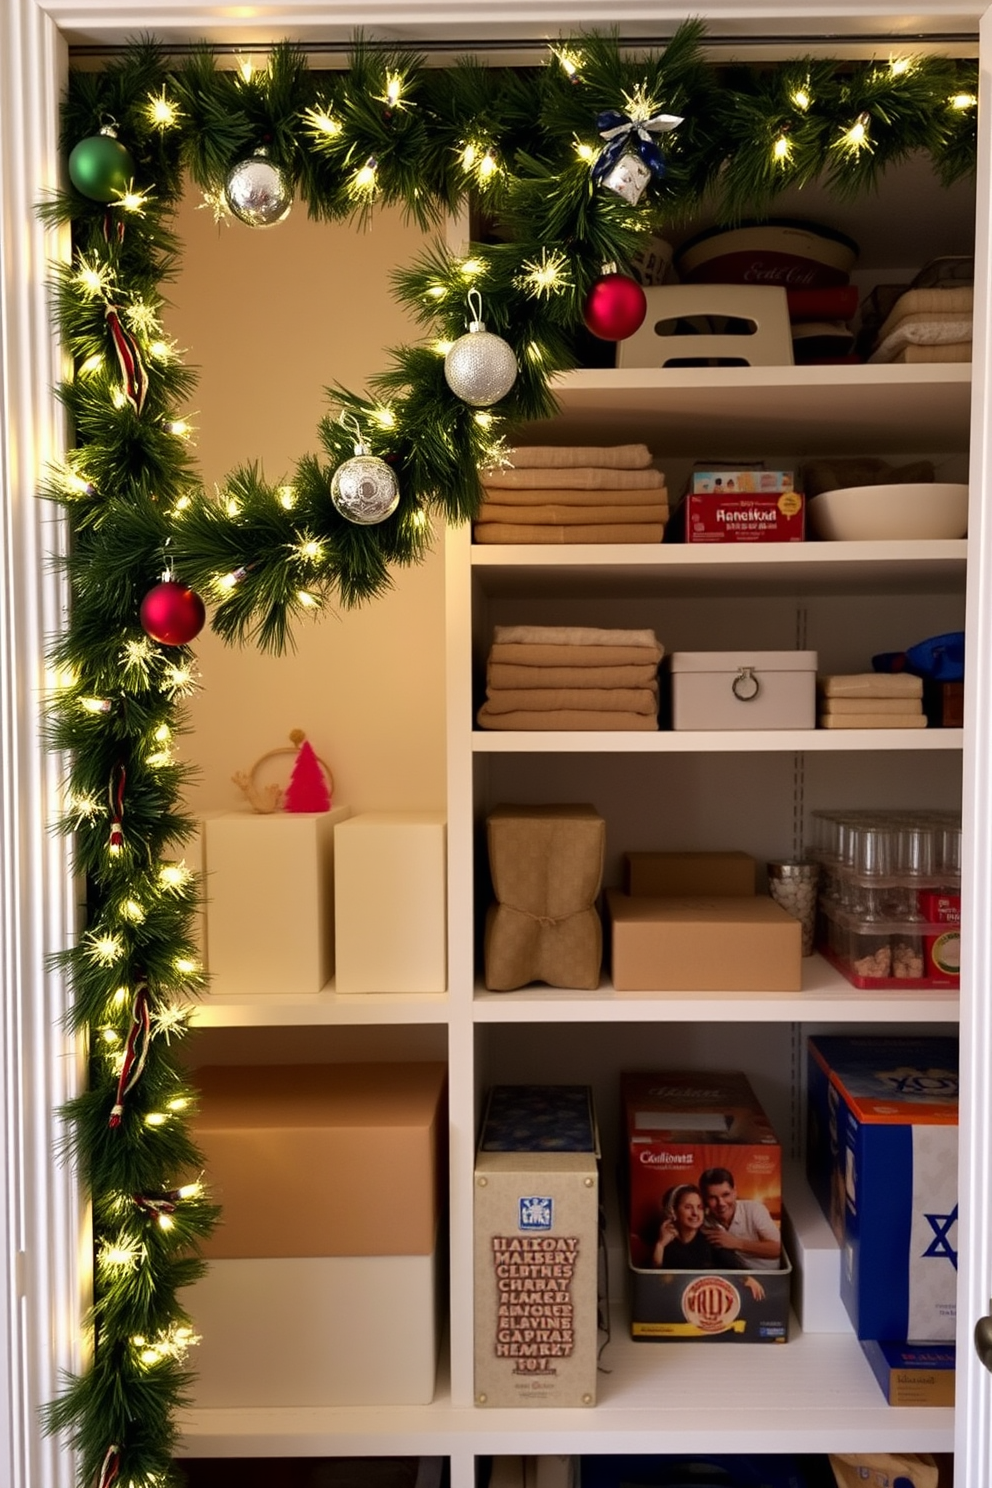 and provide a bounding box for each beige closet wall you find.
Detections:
[164,189,447,814]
